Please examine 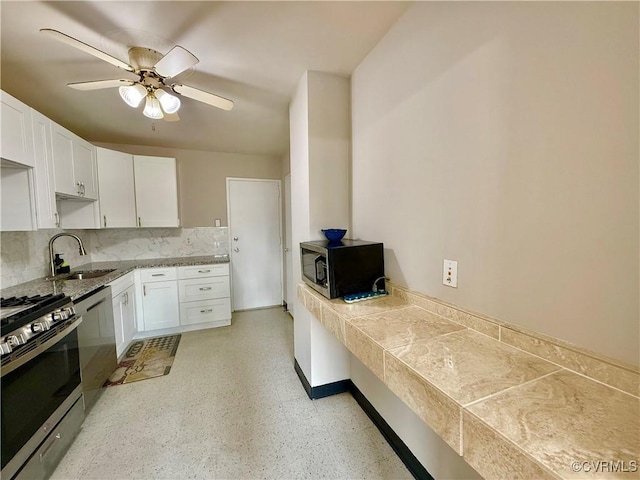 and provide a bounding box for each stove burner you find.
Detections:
[0,293,69,332]
[0,293,63,308]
